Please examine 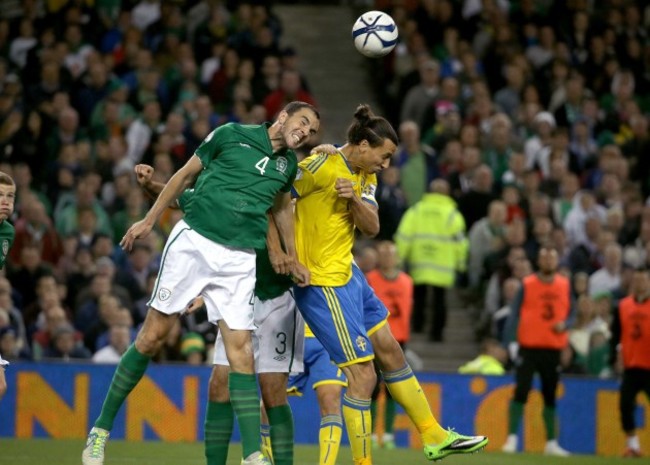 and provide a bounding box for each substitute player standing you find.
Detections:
[82,101,319,465]
[610,267,650,458]
[501,246,574,456]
